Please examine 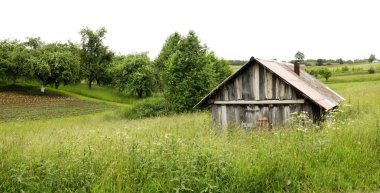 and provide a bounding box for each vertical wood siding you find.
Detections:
[210,61,324,128]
